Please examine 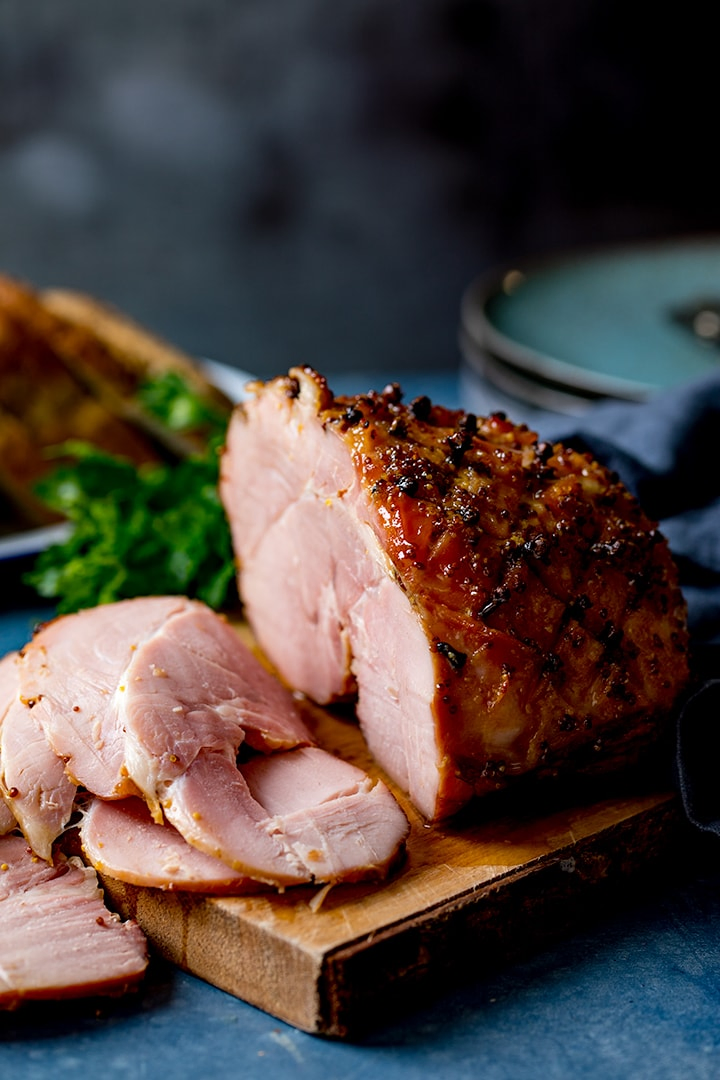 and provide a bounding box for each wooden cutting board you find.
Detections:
[101,627,688,1039]
[94,626,686,1036]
